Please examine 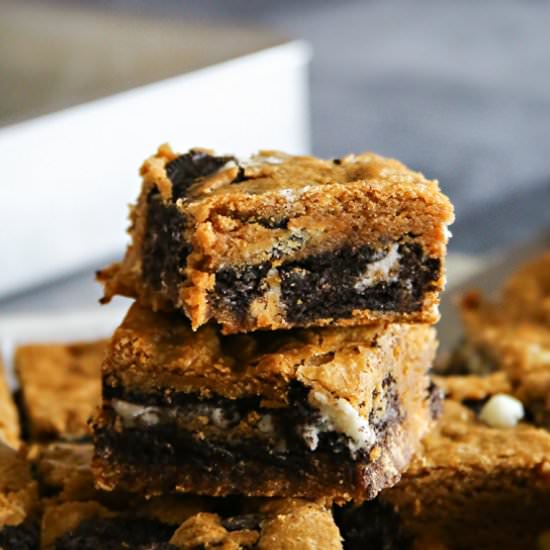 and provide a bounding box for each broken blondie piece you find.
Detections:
[337,374,550,549]
[0,442,39,550]
[98,145,454,333]
[0,357,20,448]
[15,340,106,441]
[93,303,439,502]
[446,253,550,428]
